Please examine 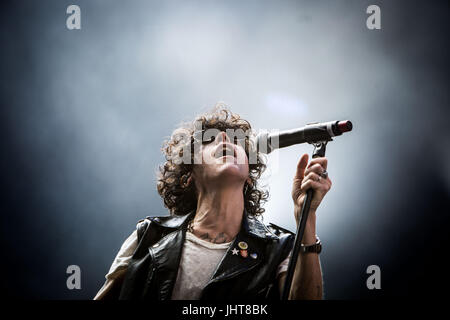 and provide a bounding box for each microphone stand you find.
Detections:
[281,140,328,300]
